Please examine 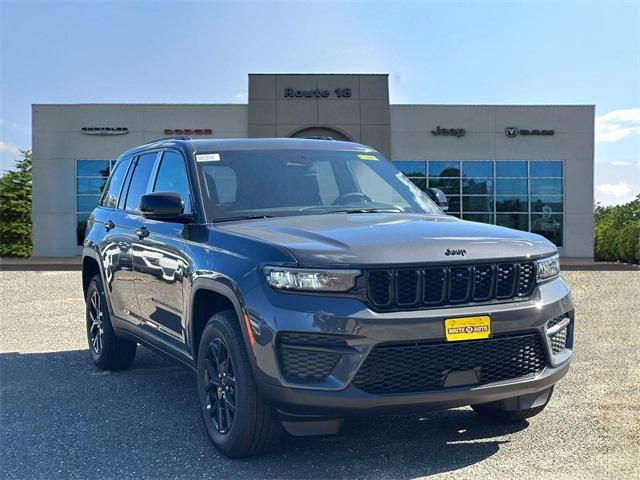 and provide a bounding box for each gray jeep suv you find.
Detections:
[82,137,574,457]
